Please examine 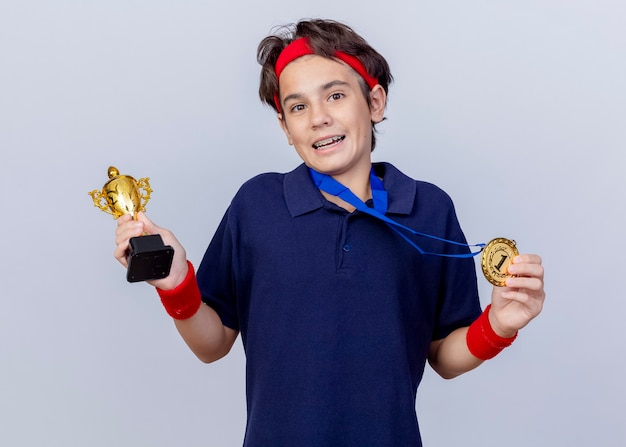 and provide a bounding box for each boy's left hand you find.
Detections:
[488,254,545,338]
